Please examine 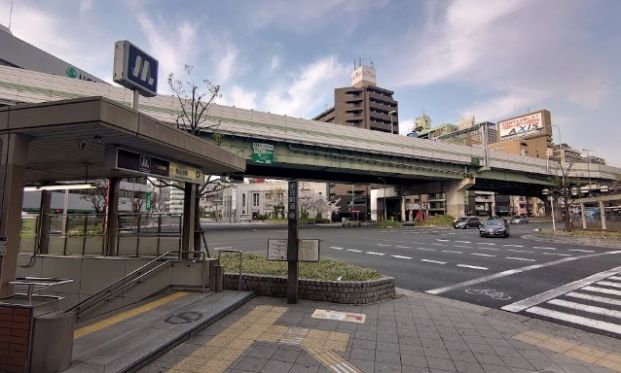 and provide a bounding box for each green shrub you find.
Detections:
[377,219,402,229]
[419,215,455,227]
